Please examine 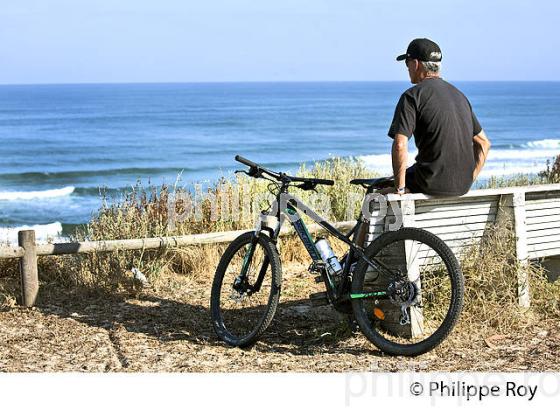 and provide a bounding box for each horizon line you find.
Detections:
[1,79,560,86]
